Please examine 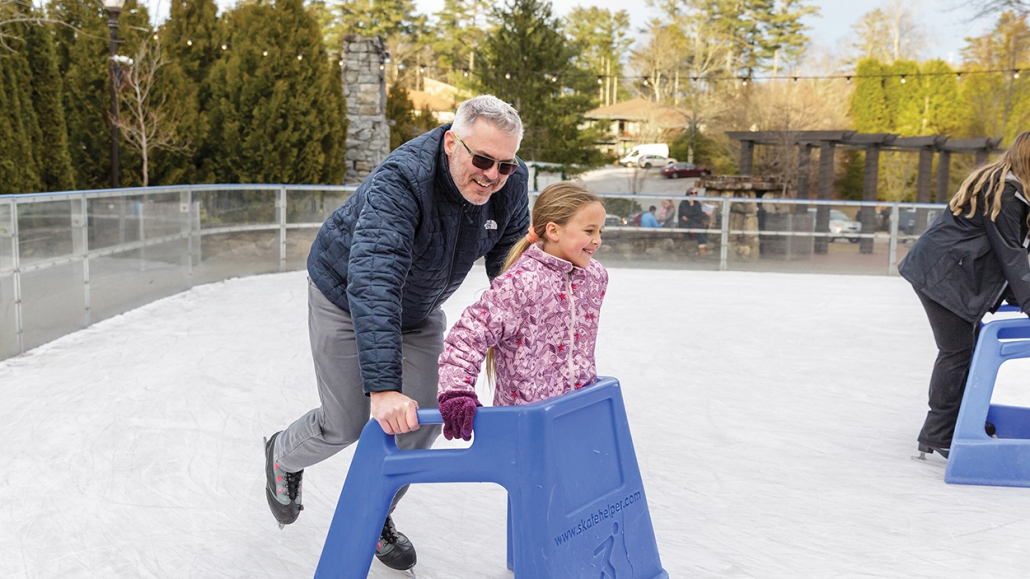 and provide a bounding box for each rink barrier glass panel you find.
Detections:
[0,185,942,362]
